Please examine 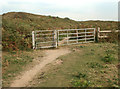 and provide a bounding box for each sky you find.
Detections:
[0,0,119,21]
